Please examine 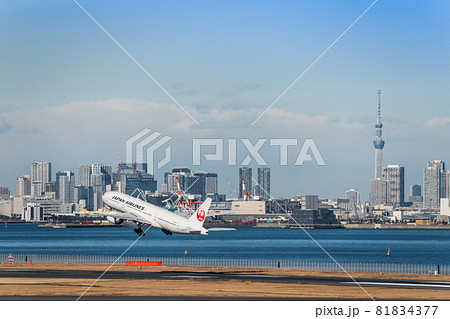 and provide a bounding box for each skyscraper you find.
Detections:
[423,160,446,209]
[163,168,217,199]
[203,172,218,195]
[346,189,360,214]
[115,163,157,195]
[16,175,31,197]
[410,185,421,197]
[192,171,218,196]
[78,164,92,187]
[446,171,450,199]
[56,171,75,204]
[31,162,52,196]
[79,164,112,191]
[382,165,405,207]
[257,167,271,199]
[164,167,191,193]
[409,184,423,208]
[369,179,387,207]
[239,167,252,199]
